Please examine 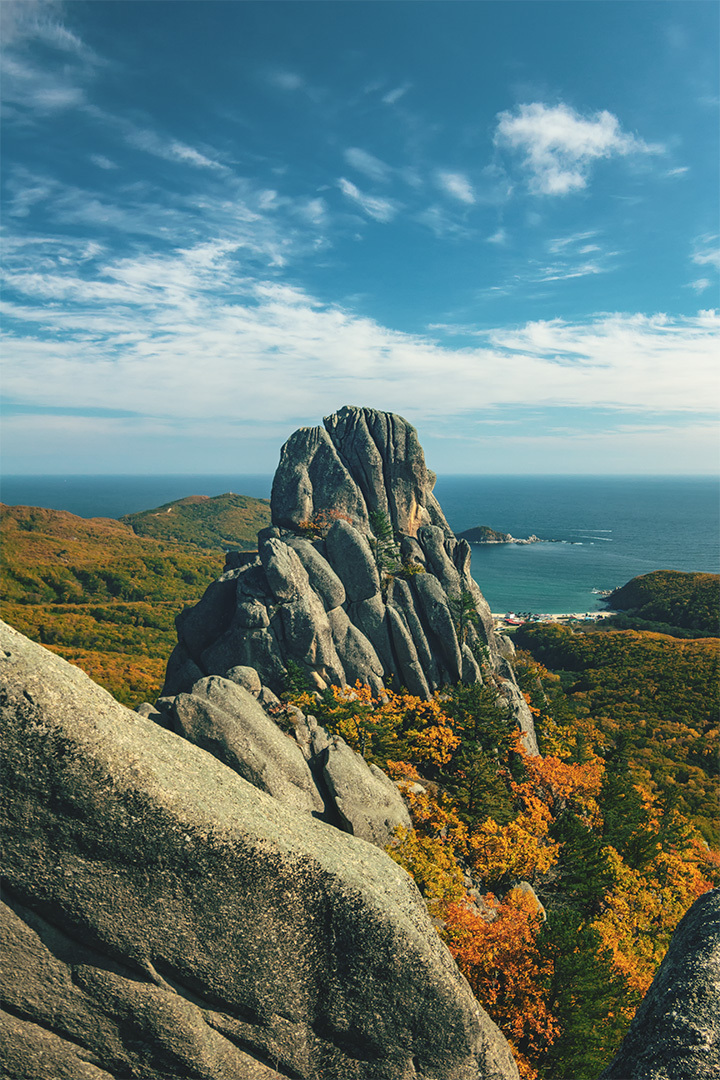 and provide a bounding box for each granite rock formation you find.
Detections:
[0,620,520,1080]
[598,888,720,1080]
[163,406,538,756]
